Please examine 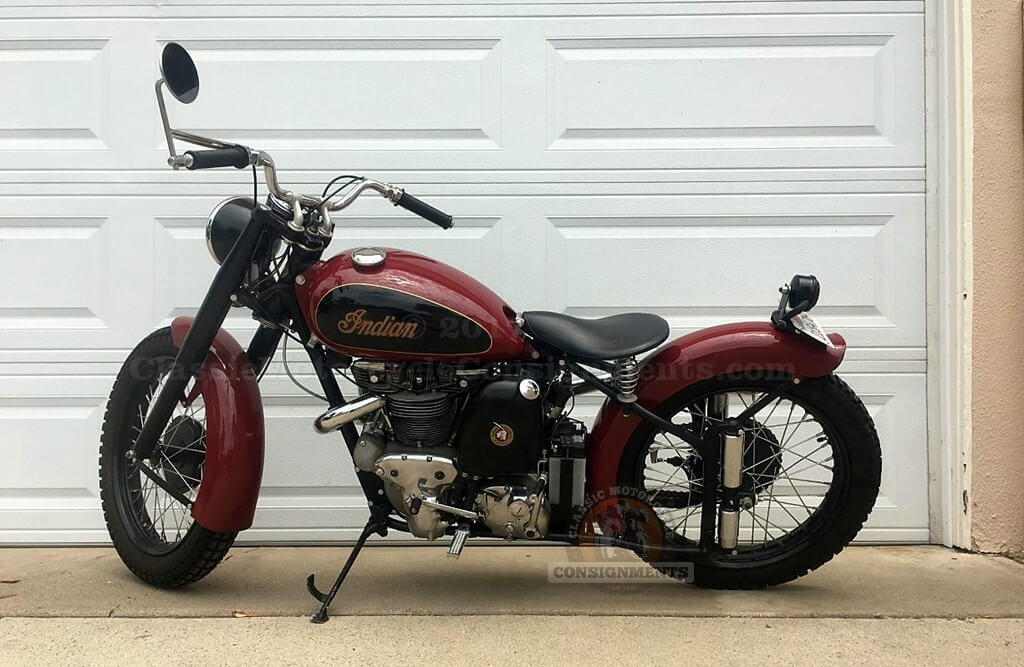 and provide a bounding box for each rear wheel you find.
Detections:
[99,327,235,588]
[616,372,881,588]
